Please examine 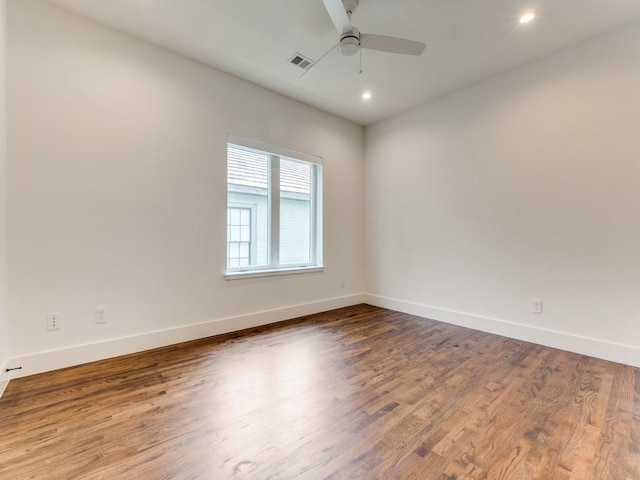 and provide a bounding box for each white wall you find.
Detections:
[0,0,9,395]
[365,21,640,366]
[6,0,364,376]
